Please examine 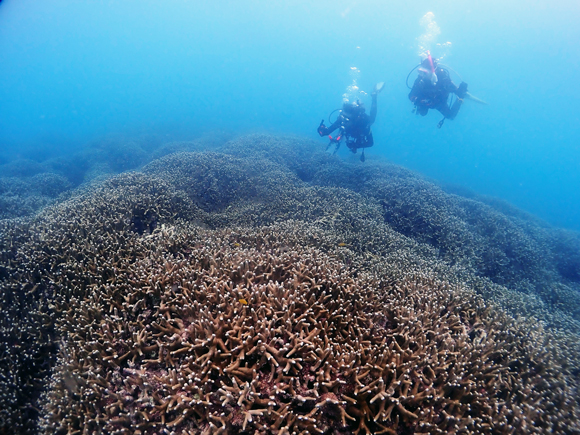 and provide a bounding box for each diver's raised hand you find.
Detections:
[372,82,385,95]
